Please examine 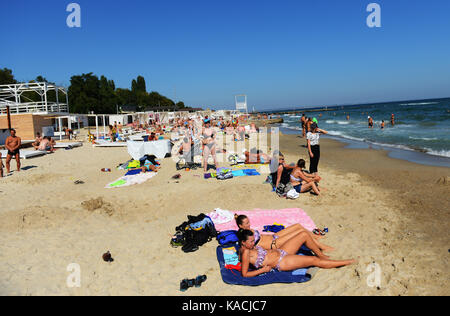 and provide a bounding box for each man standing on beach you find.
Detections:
[5,129,21,174]
[301,114,306,137]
